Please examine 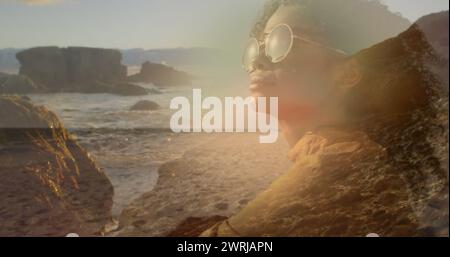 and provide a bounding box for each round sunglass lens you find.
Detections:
[265,24,293,63]
[242,38,259,72]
